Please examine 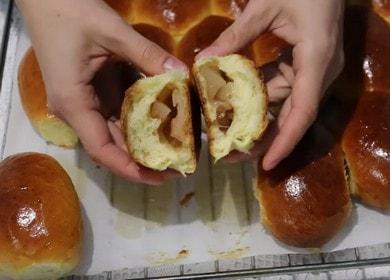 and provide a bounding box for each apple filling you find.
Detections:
[150,85,186,147]
[200,65,234,133]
